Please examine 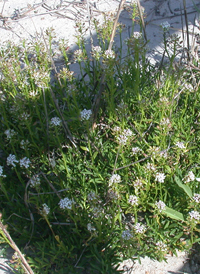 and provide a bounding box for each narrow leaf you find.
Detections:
[80,146,89,152]
[174,175,192,198]
[164,206,184,221]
